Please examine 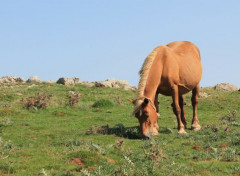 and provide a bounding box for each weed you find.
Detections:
[86,125,109,135]
[39,168,48,176]
[142,139,167,163]
[81,169,91,176]
[114,140,125,150]
[68,92,80,107]
[0,108,14,116]
[22,92,53,110]
[222,148,238,161]
[1,118,12,126]
[220,110,238,125]
[114,96,123,105]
